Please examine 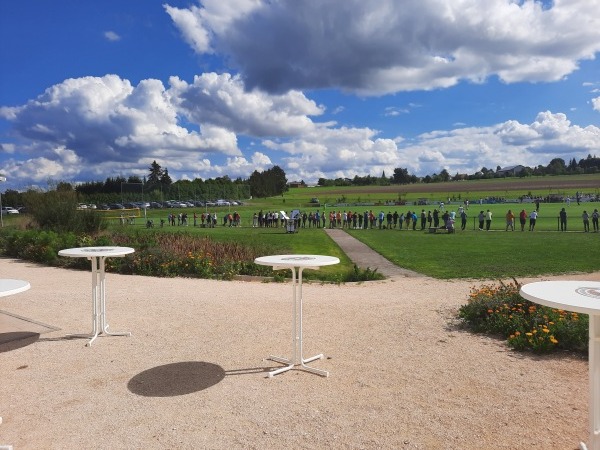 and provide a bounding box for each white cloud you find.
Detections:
[169,72,323,136]
[166,0,600,95]
[104,31,121,42]
[1,146,82,183]
[275,110,600,183]
[3,71,600,186]
[0,75,244,164]
[164,0,261,54]
[592,97,600,112]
